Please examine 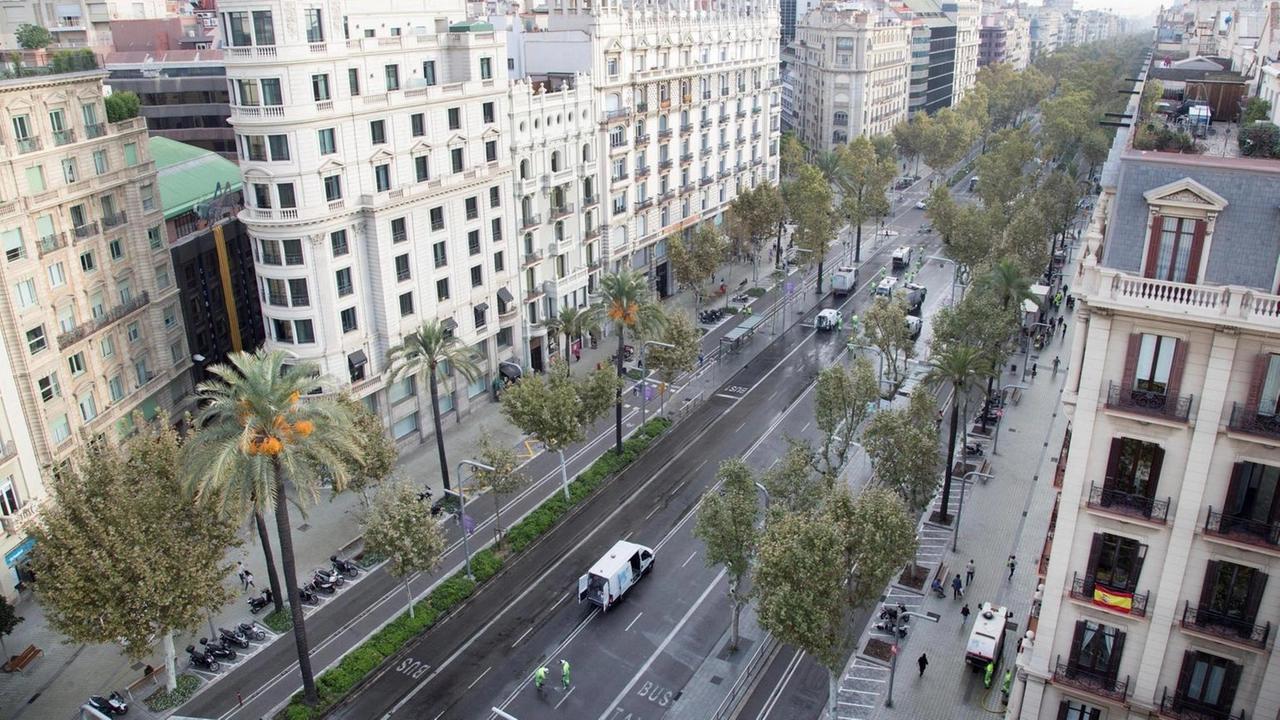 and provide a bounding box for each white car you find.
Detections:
[915,200,928,210]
